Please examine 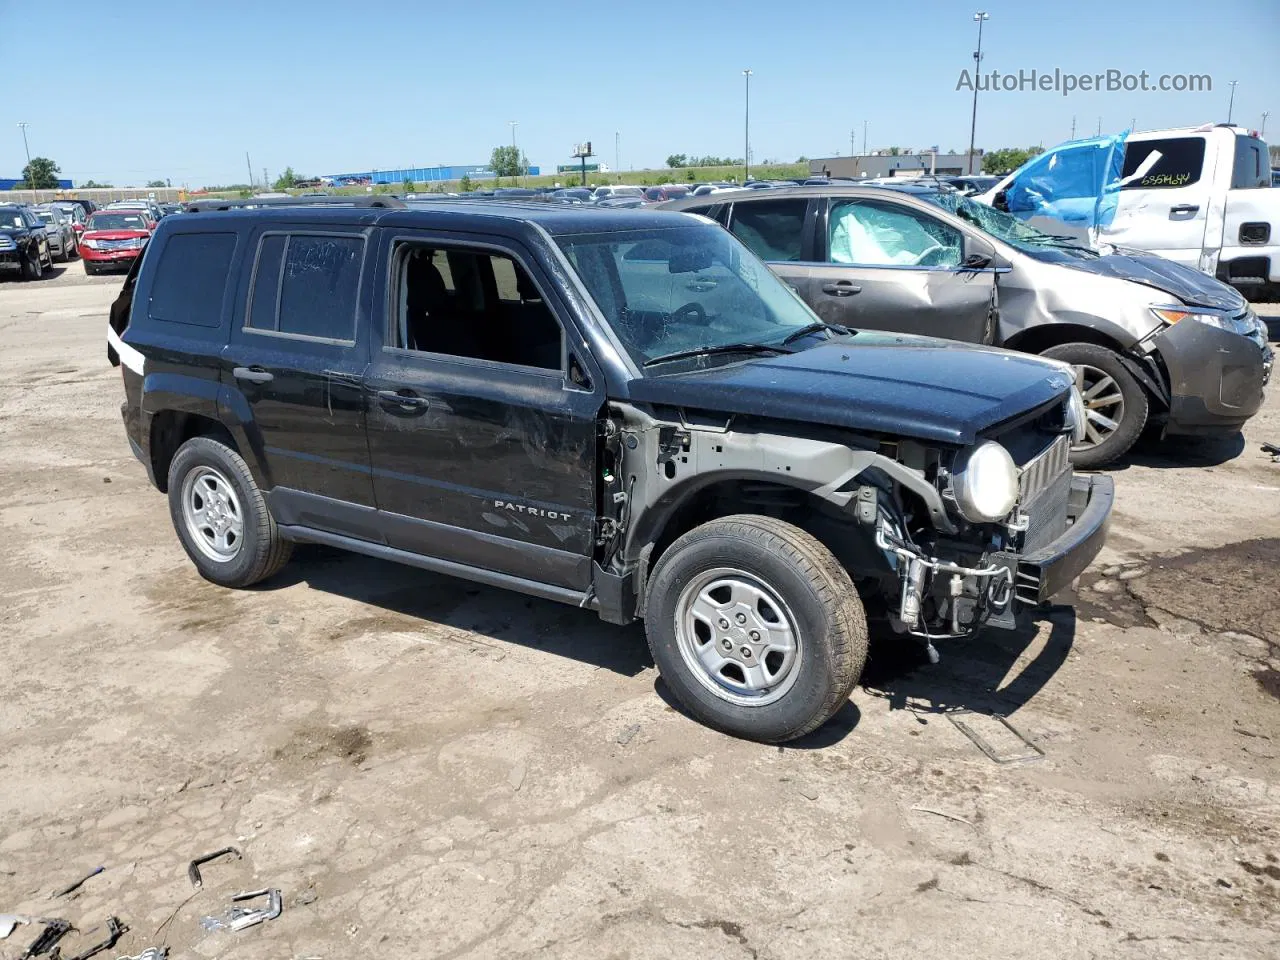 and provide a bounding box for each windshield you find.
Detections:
[88,213,147,231]
[1,210,23,229]
[557,222,822,368]
[921,192,1099,260]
